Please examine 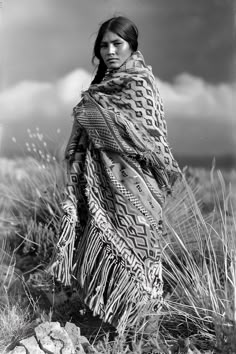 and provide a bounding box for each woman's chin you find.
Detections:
[107,62,120,69]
